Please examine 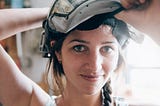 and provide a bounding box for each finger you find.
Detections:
[120,0,140,9]
[120,0,132,9]
[139,0,146,4]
